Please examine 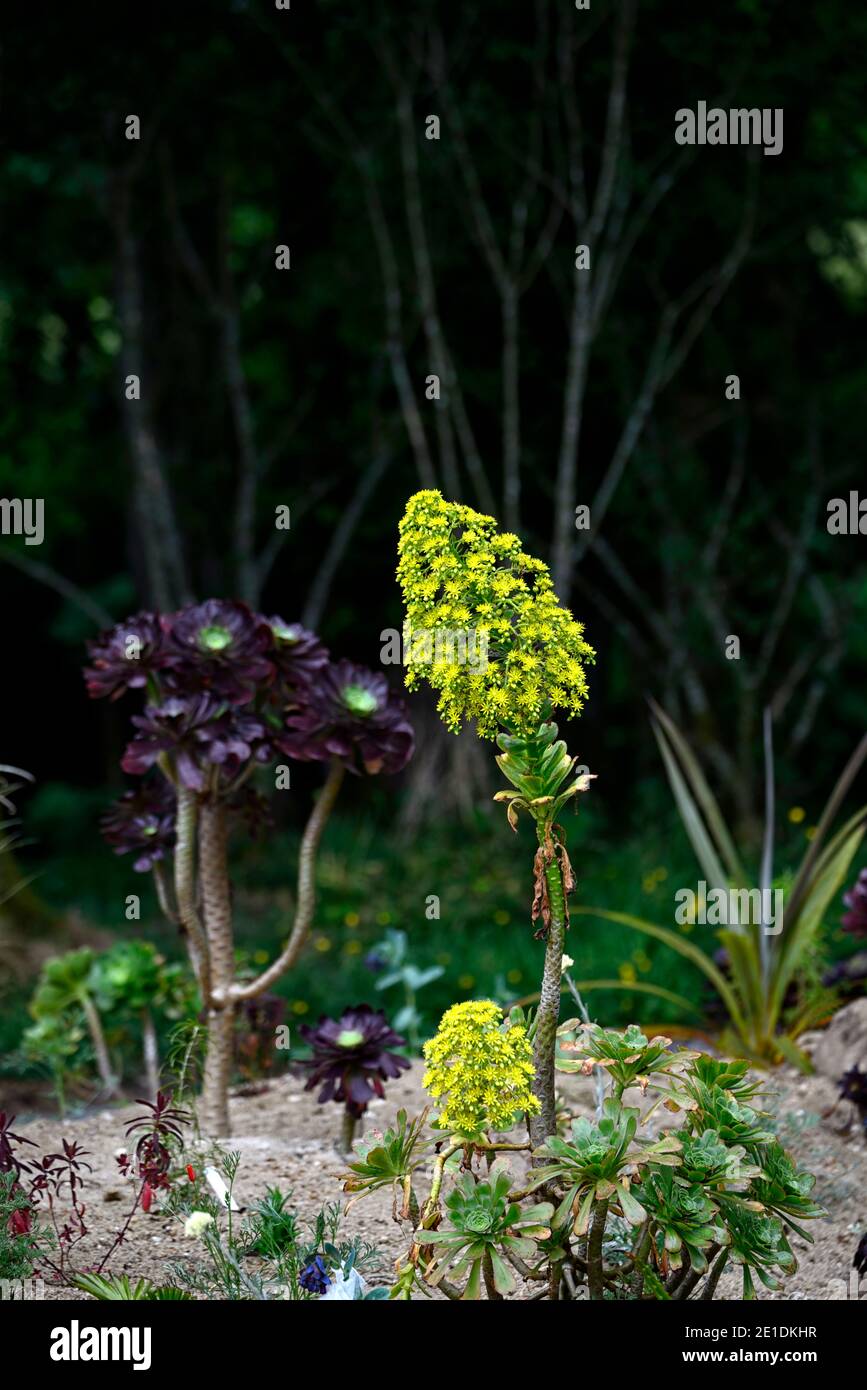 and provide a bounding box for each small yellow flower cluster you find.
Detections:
[397,490,595,738]
[422,999,539,1134]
